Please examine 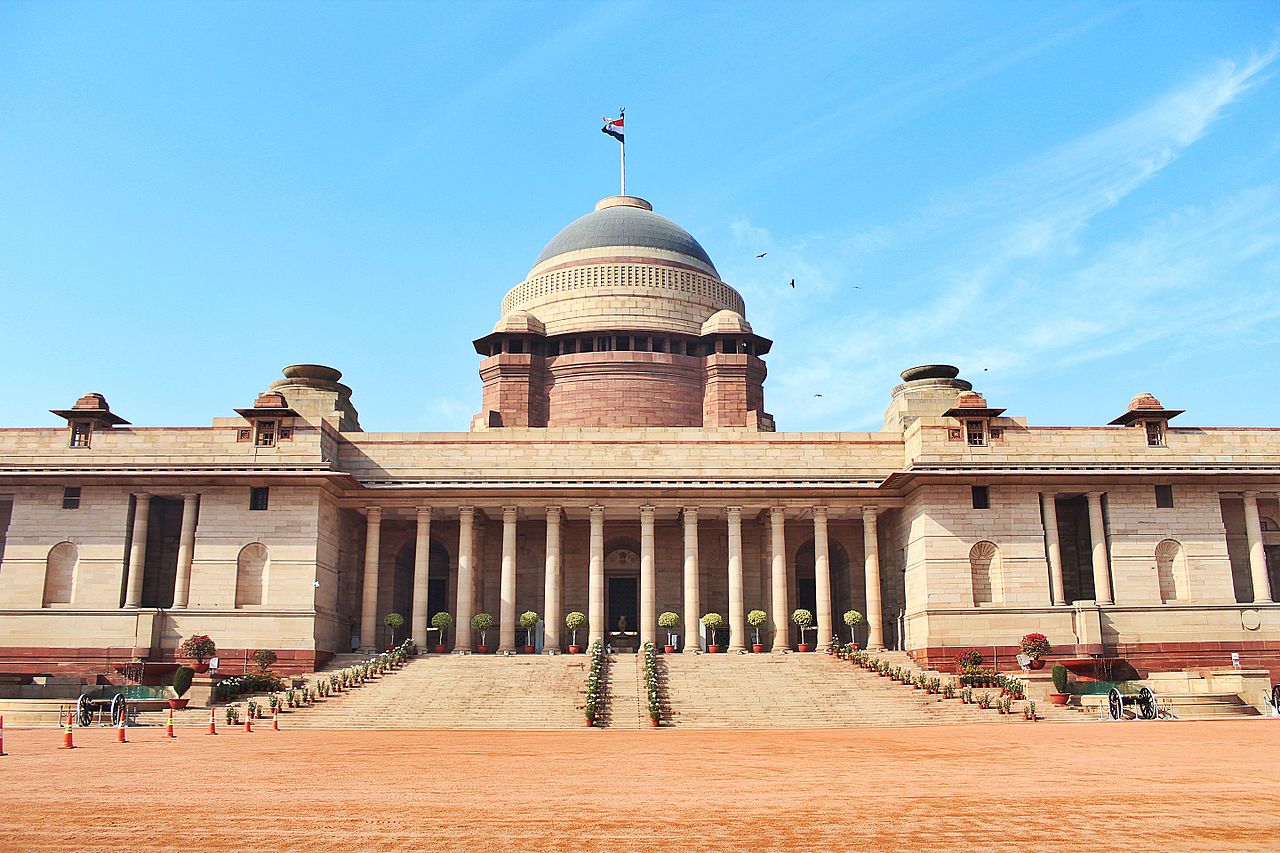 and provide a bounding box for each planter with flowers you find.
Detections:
[179,634,217,673]
[1019,633,1050,670]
